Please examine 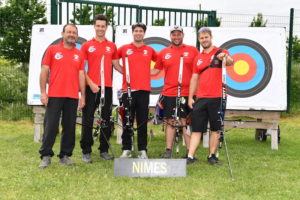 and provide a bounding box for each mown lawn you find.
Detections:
[0,115,300,200]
